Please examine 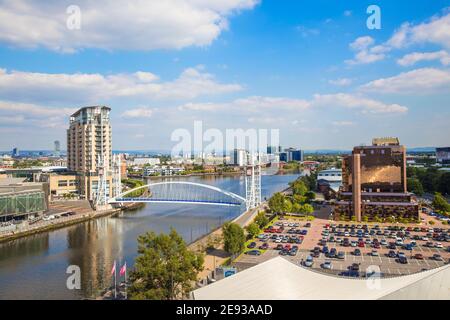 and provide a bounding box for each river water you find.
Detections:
[0,174,299,300]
